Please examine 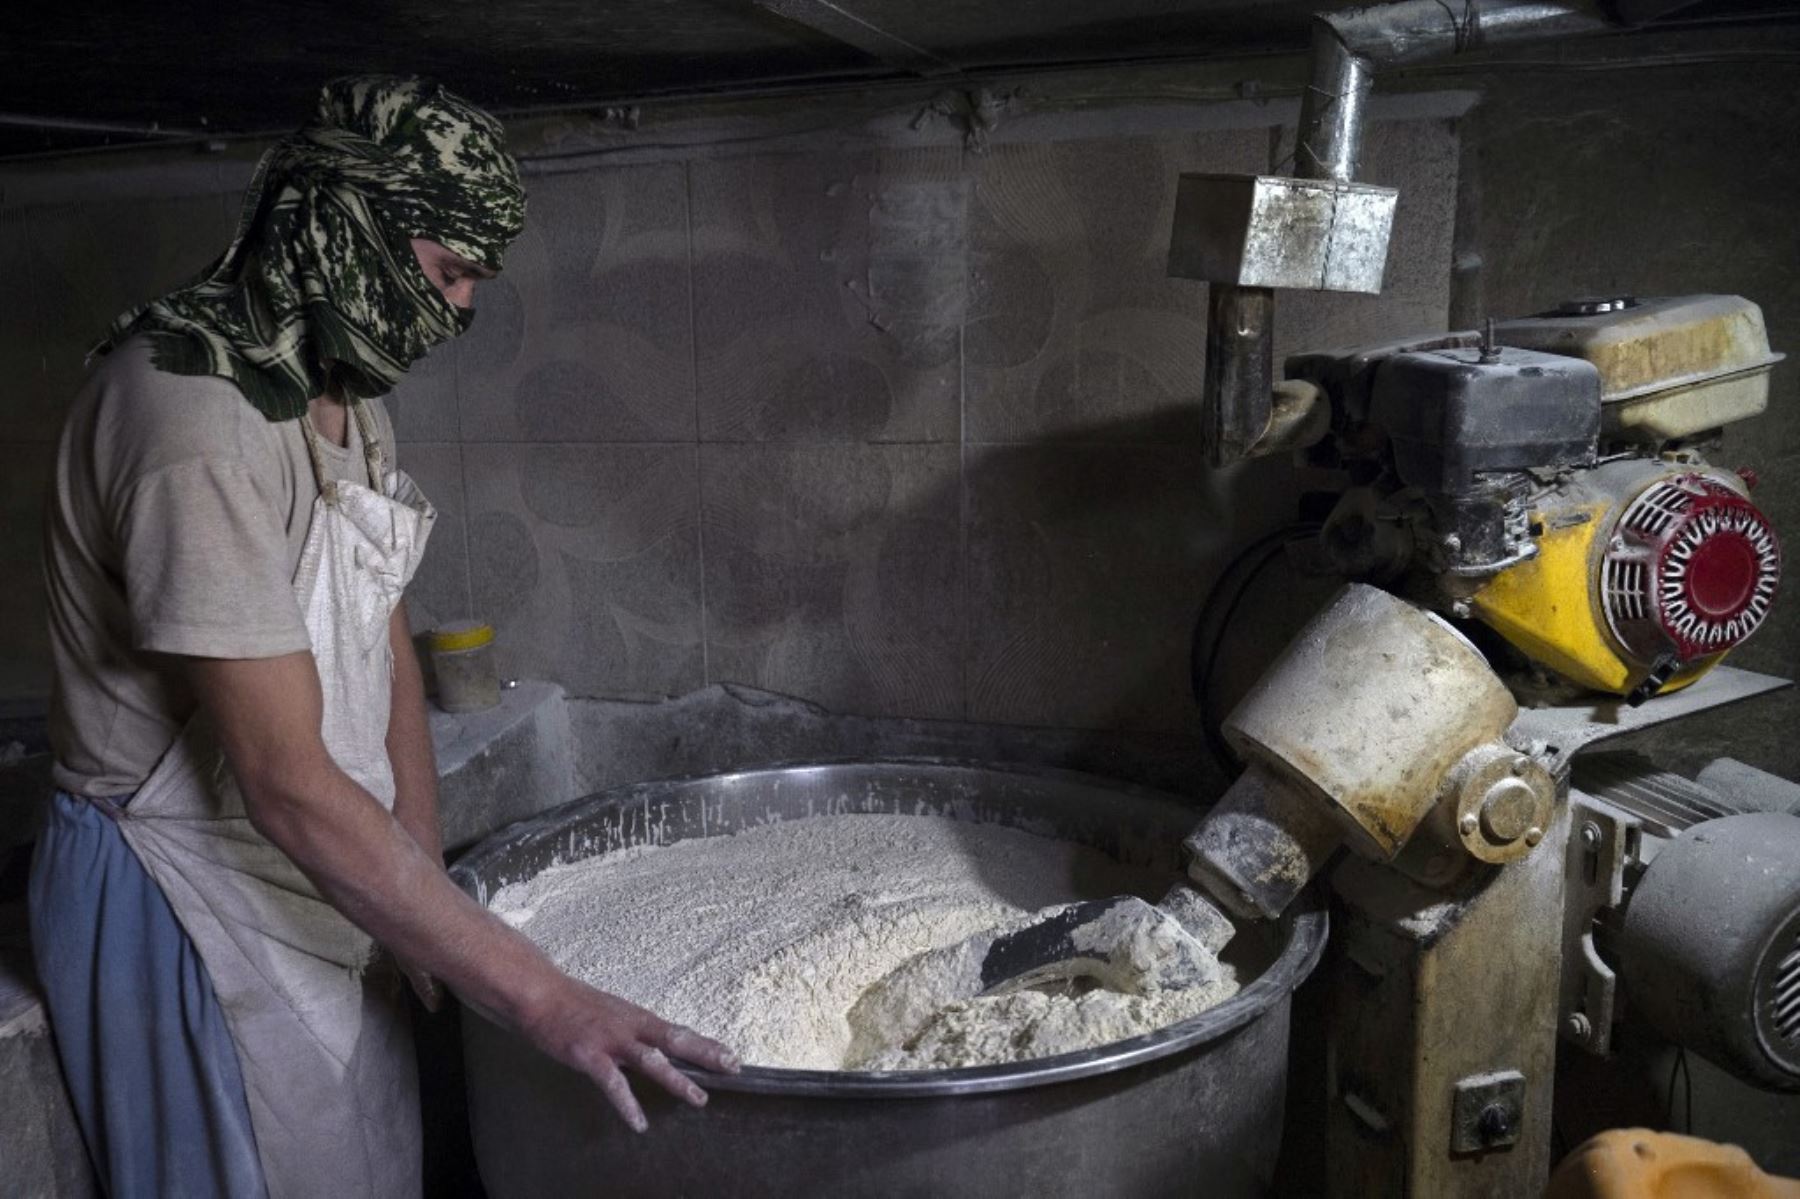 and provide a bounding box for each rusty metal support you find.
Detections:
[1203,284,1275,464]
[1324,802,1572,1197]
